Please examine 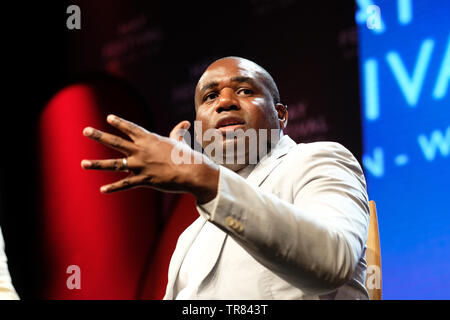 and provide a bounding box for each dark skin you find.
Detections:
[194,57,288,171]
[81,57,288,204]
